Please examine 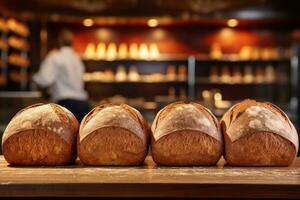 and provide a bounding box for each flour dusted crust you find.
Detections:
[221,99,299,166]
[152,102,222,142]
[151,102,223,166]
[2,103,79,166]
[78,103,149,166]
